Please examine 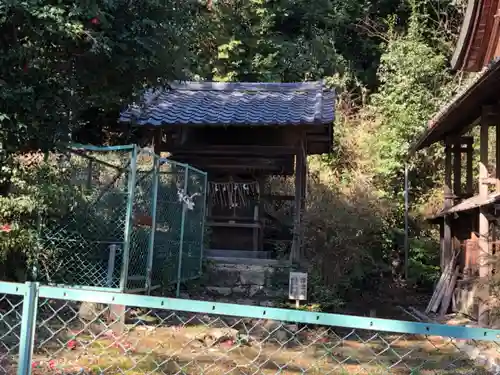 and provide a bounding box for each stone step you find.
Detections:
[205,256,291,267]
[204,285,287,299]
[204,249,272,259]
[205,263,290,290]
